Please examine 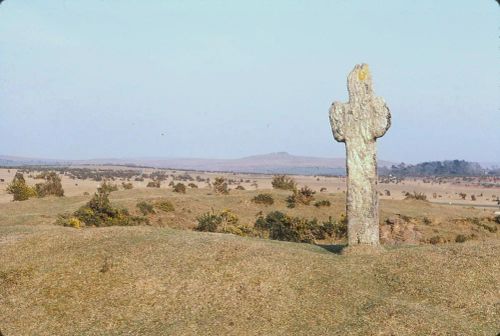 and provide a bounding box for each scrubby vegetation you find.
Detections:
[173,183,187,194]
[155,200,175,212]
[122,182,134,189]
[213,177,229,194]
[271,174,297,190]
[404,191,427,201]
[255,211,346,243]
[6,173,37,201]
[34,172,64,197]
[147,180,161,188]
[56,188,147,228]
[314,200,331,208]
[195,209,240,233]
[98,180,119,193]
[286,186,315,208]
[252,193,274,205]
[136,201,155,215]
